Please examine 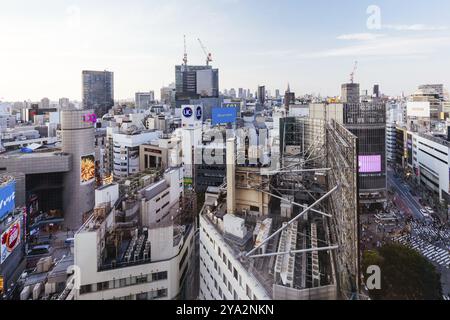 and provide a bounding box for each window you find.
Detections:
[152,271,168,281]
[136,275,147,284]
[246,285,252,299]
[233,268,238,281]
[228,260,232,272]
[80,284,92,294]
